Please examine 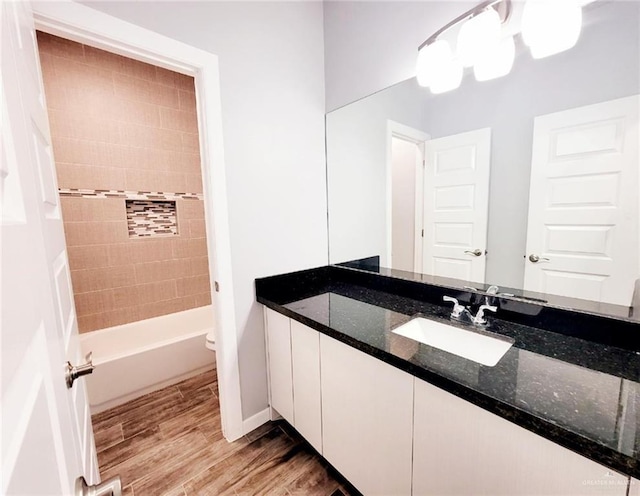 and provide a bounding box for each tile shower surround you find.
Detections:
[37,32,211,332]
